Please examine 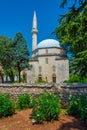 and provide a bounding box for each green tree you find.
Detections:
[13,32,29,83]
[0,36,15,83]
[54,0,87,77]
[0,68,4,83]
